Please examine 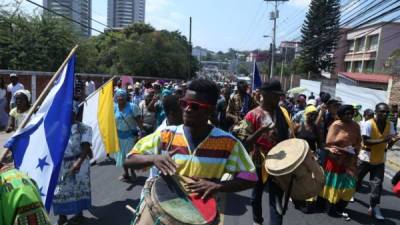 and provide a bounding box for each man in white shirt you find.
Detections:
[85,77,96,97]
[6,73,24,109]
